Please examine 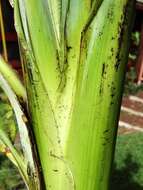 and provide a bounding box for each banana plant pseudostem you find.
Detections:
[0,0,135,190]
